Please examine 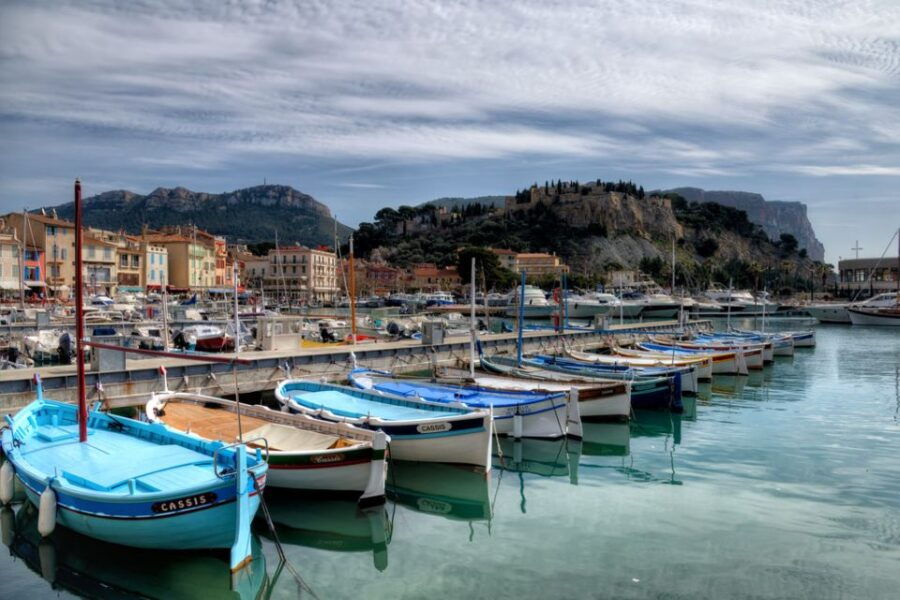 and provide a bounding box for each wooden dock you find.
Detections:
[0,319,707,414]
